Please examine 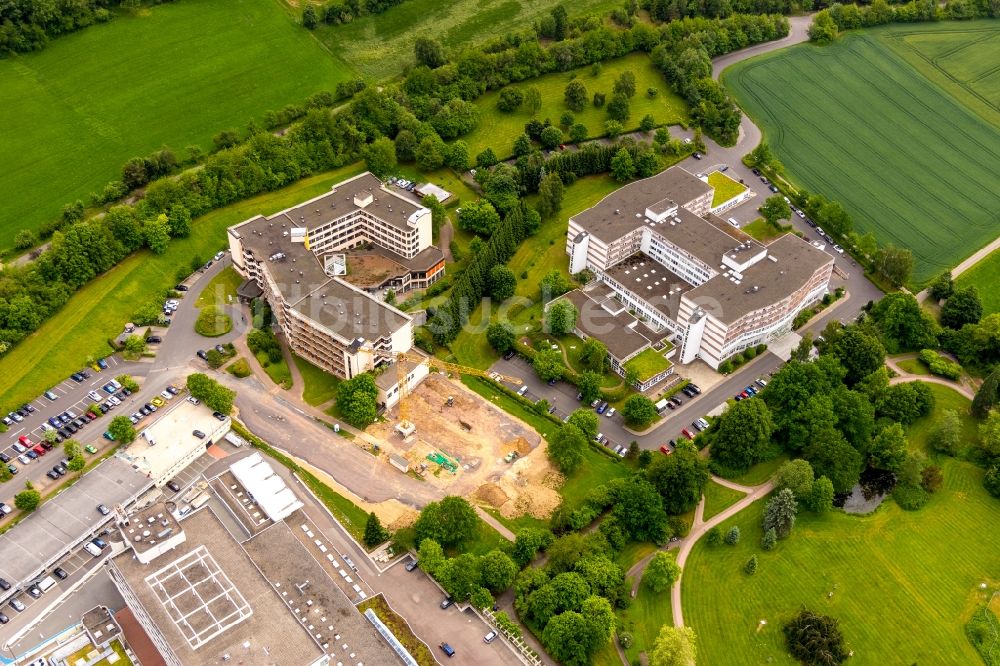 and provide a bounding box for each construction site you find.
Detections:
[368,373,564,521]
